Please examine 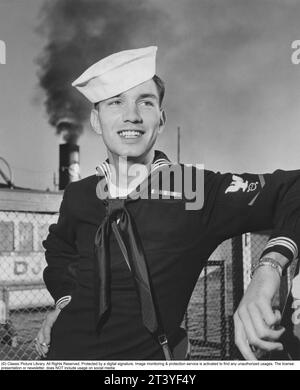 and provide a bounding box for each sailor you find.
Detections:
[35,46,300,360]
